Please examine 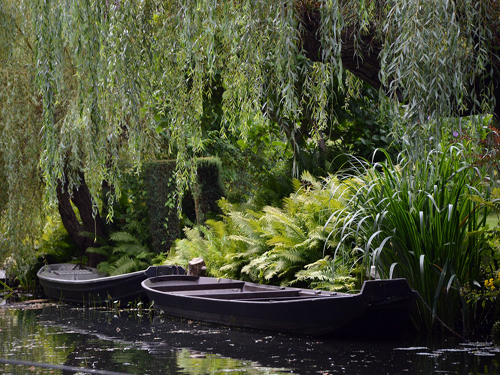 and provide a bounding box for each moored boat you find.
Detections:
[37,263,185,306]
[141,275,417,336]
